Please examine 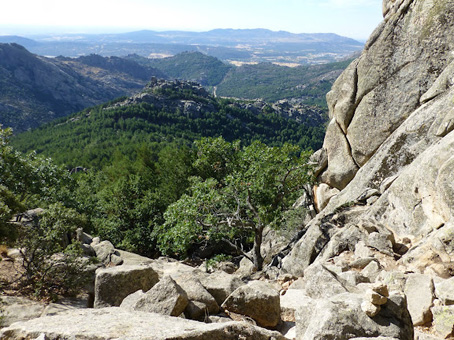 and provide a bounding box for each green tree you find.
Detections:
[18,203,90,299]
[157,137,313,270]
